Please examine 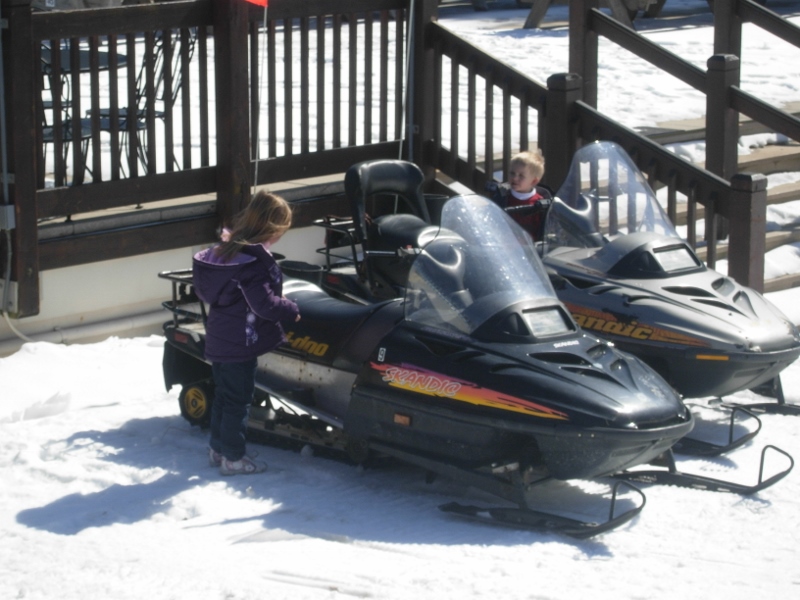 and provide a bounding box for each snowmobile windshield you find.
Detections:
[543,141,679,253]
[405,194,567,337]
